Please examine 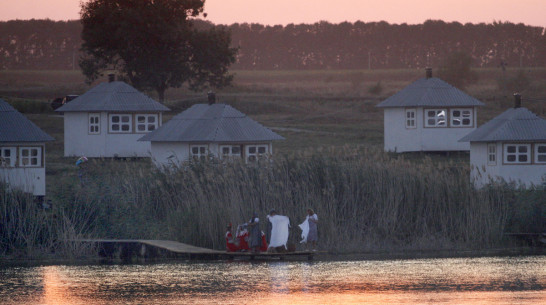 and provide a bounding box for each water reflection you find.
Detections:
[0,256,544,304]
[42,266,72,304]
